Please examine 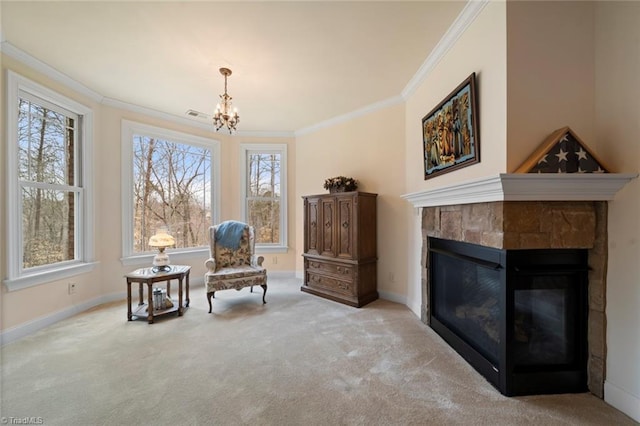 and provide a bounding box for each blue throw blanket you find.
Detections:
[215,220,247,250]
